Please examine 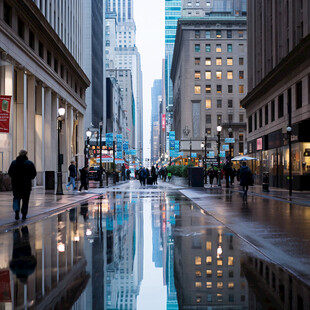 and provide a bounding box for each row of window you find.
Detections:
[195,281,235,289]
[196,269,233,278]
[194,29,245,39]
[195,71,244,80]
[195,43,245,53]
[195,256,234,265]
[206,114,245,125]
[195,85,245,94]
[195,57,244,66]
[248,79,307,134]
[196,293,246,303]
[3,1,83,98]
